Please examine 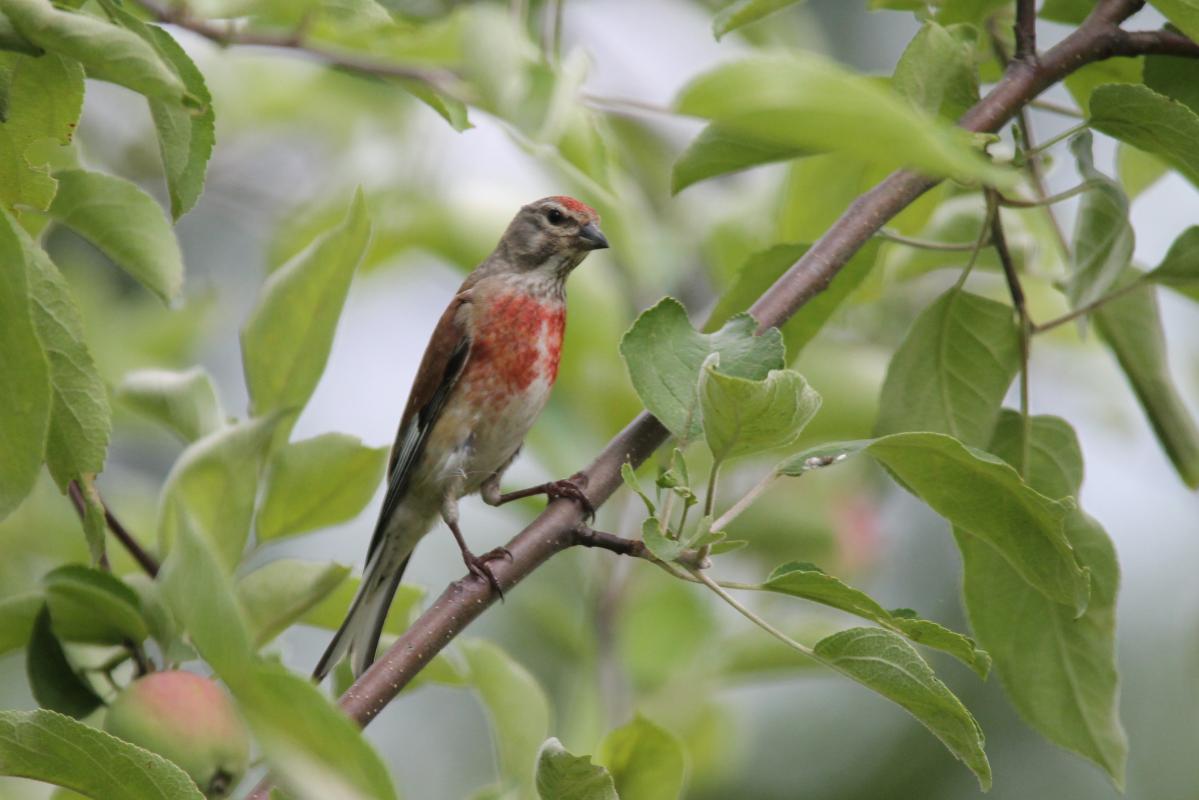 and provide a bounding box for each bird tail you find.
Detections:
[312,549,410,682]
